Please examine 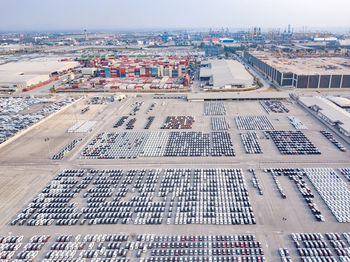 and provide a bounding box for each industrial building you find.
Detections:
[0,57,79,90]
[199,59,254,89]
[187,92,289,101]
[243,51,350,89]
[203,45,224,56]
[327,96,350,110]
[0,74,50,90]
[299,96,350,137]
